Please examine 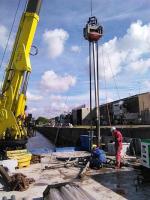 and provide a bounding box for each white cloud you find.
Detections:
[0,25,8,49]
[99,38,126,79]
[40,70,76,93]
[129,58,150,72]
[48,89,115,111]
[43,28,69,58]
[27,91,43,101]
[99,20,150,79]
[51,102,69,112]
[49,93,88,110]
[141,80,150,92]
[71,45,81,53]
[27,107,37,113]
[0,80,2,88]
[43,101,70,118]
[104,12,133,22]
[0,24,14,50]
[143,80,150,87]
